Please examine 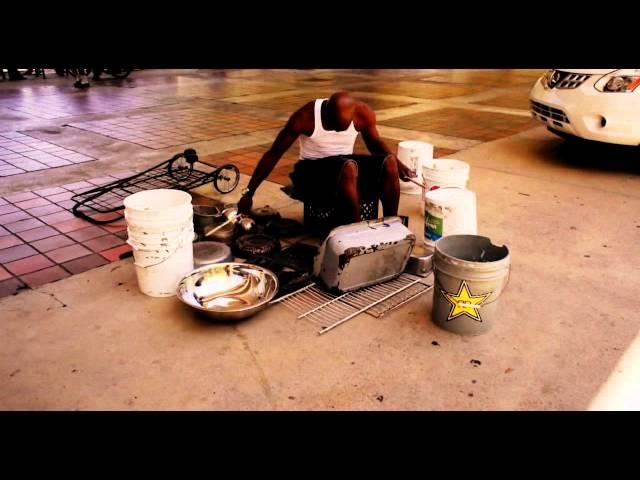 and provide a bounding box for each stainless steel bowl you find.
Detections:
[176,263,279,321]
